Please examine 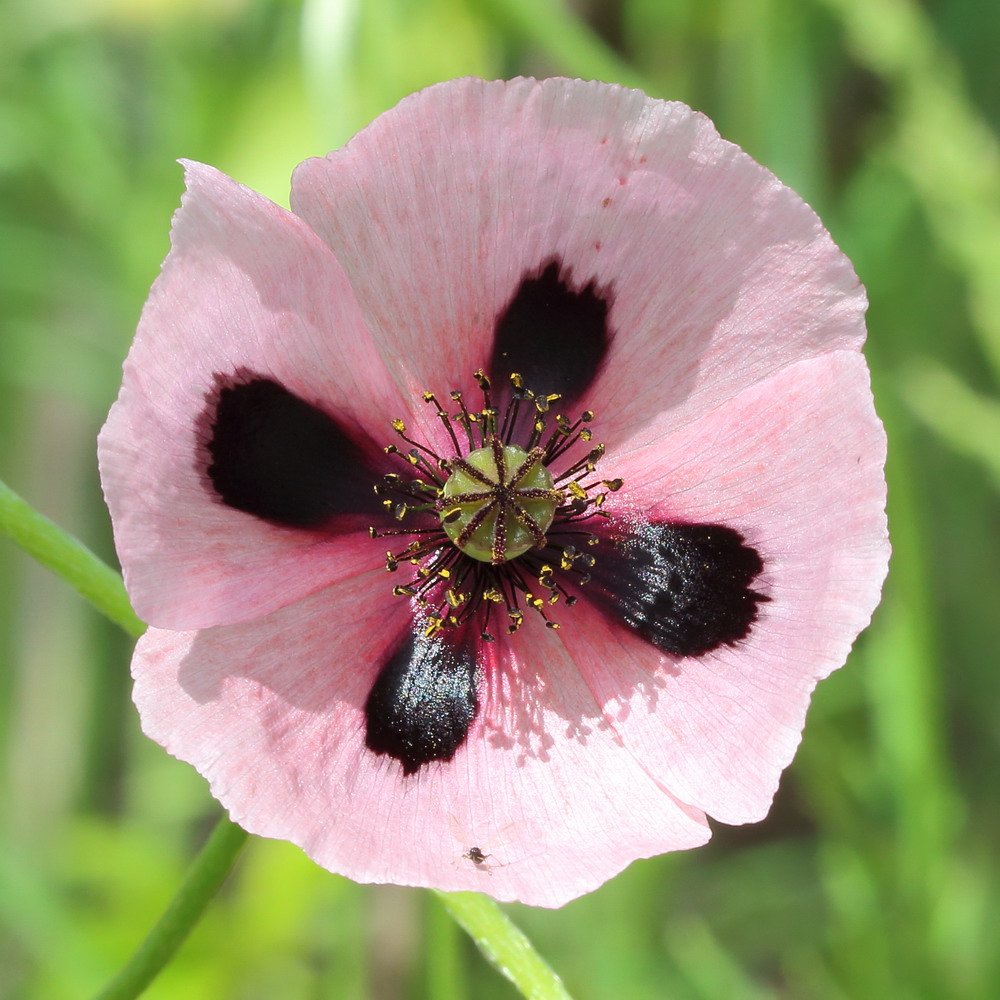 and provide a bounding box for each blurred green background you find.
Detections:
[2,0,999,997]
